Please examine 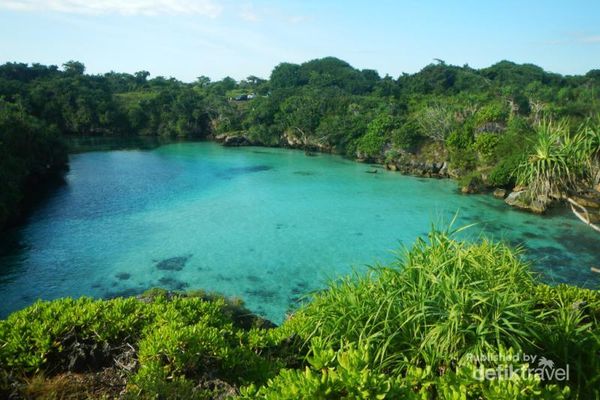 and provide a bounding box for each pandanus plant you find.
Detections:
[516,118,600,232]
